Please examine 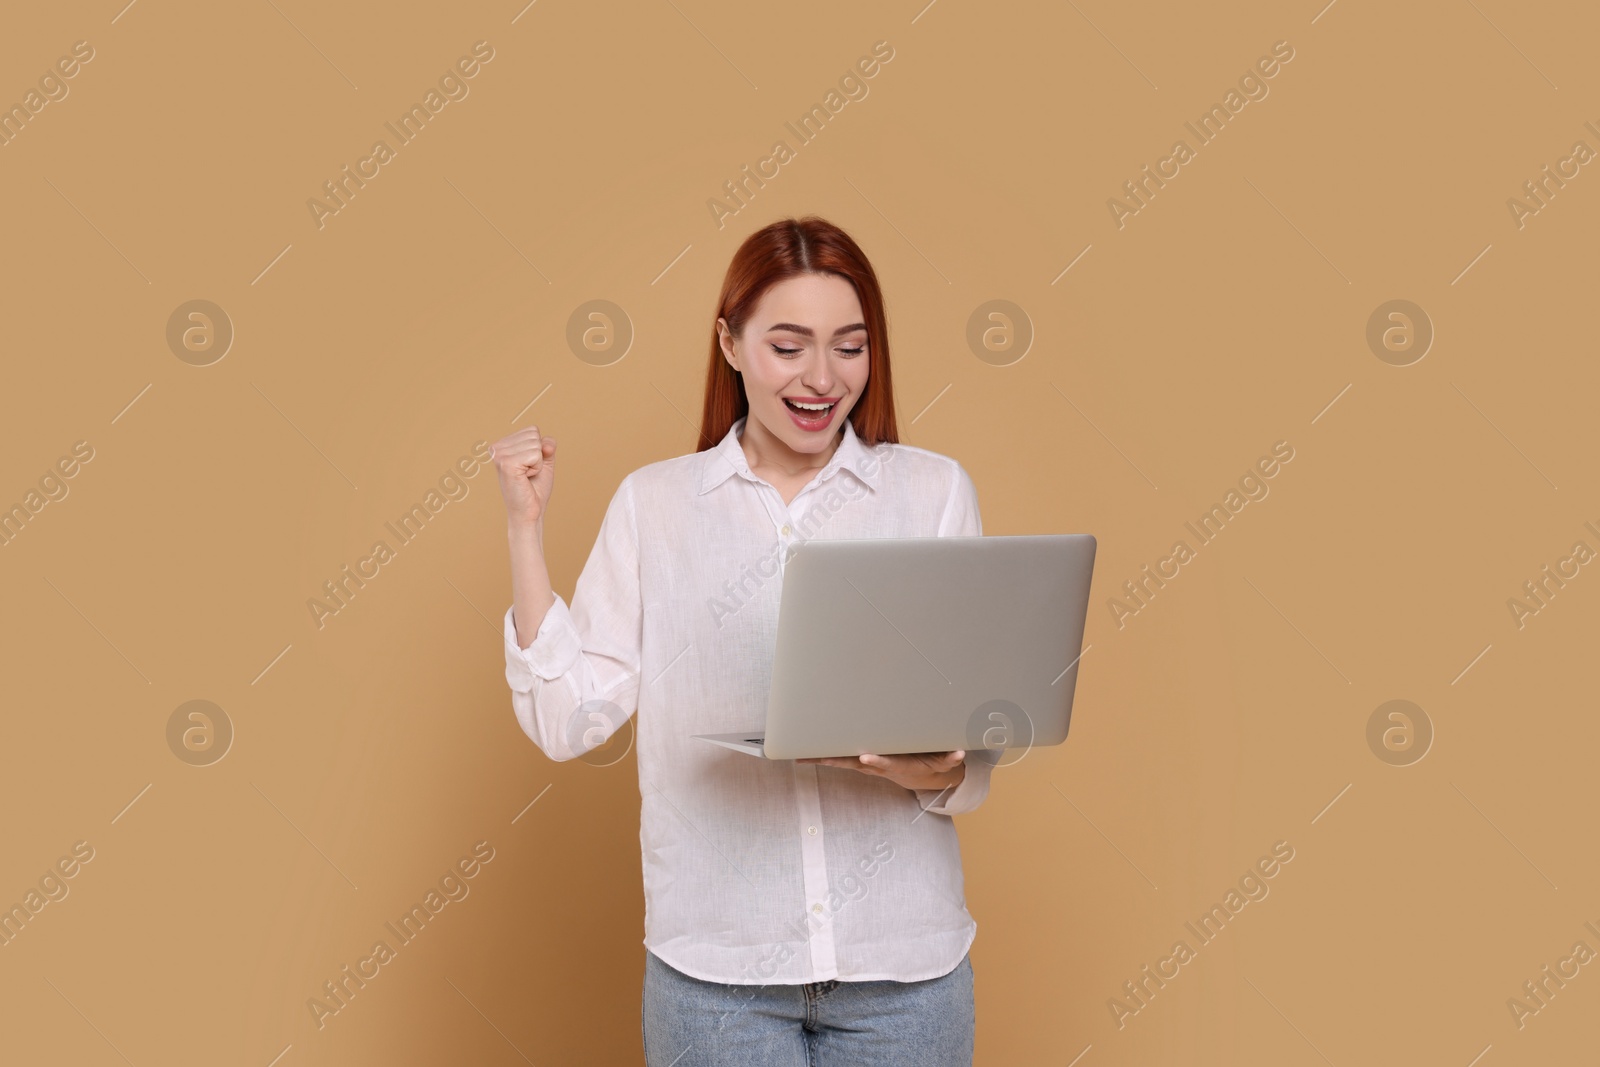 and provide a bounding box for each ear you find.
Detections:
[716,318,739,371]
